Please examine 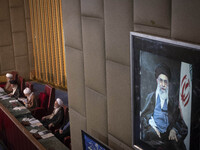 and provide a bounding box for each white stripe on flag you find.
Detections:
[179,62,192,150]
